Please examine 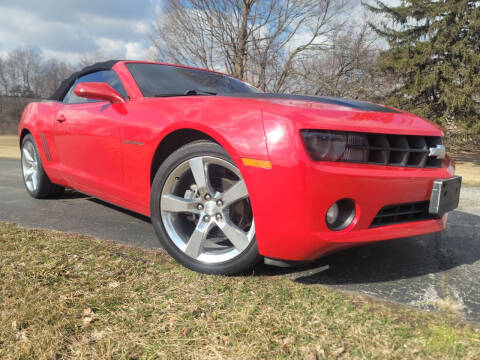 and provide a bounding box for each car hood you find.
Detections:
[220,93,443,136]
